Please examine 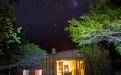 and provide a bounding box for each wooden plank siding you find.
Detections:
[11,49,113,75]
